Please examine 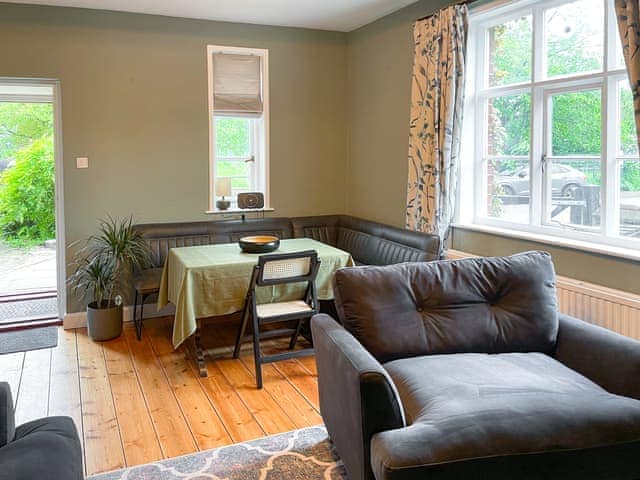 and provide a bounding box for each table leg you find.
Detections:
[194,322,208,377]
